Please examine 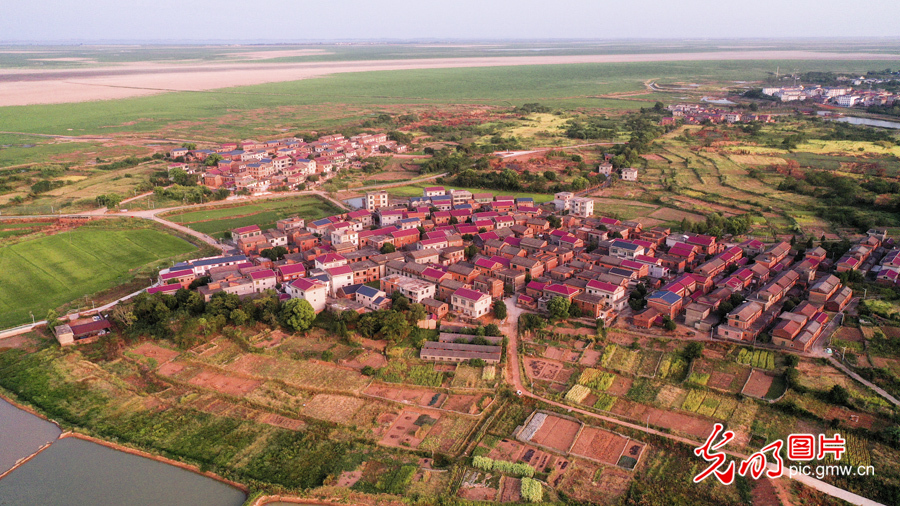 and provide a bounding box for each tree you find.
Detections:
[181,142,197,150]
[543,170,557,181]
[260,246,288,261]
[493,300,508,320]
[784,354,800,368]
[464,245,479,260]
[392,293,410,312]
[380,243,396,254]
[485,323,501,336]
[662,315,677,331]
[827,385,850,406]
[230,308,249,326]
[519,313,546,333]
[407,303,427,324]
[281,299,316,332]
[96,193,123,208]
[380,311,410,343]
[547,215,562,229]
[547,296,570,321]
[683,342,704,361]
[204,153,223,166]
[569,304,582,318]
